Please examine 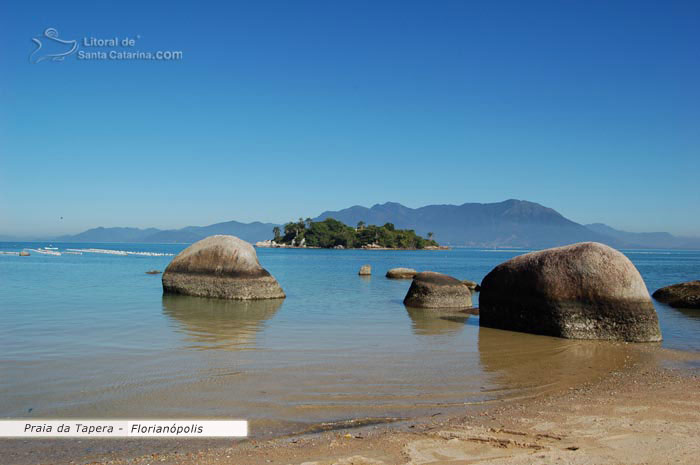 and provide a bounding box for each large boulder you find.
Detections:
[403,271,472,309]
[162,235,285,300]
[479,242,661,342]
[358,264,372,276]
[652,281,700,309]
[386,267,417,279]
